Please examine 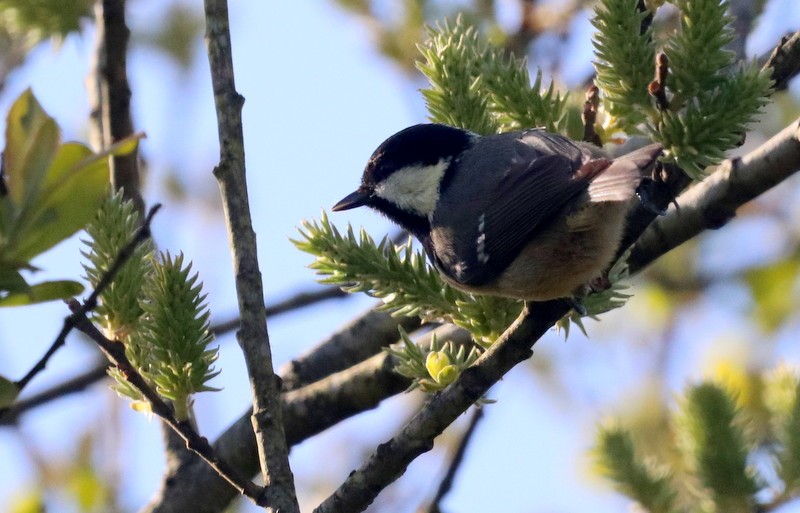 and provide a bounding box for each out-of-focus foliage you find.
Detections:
[332,0,585,72]
[0,0,92,42]
[744,255,800,332]
[136,2,204,71]
[0,90,139,307]
[0,375,19,408]
[9,431,115,513]
[596,367,800,513]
